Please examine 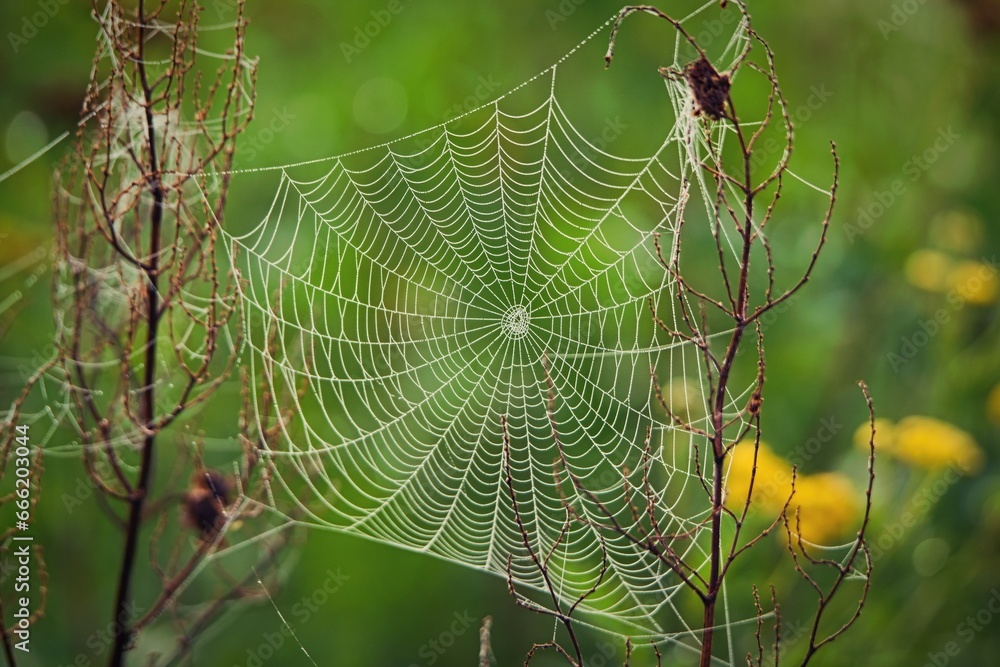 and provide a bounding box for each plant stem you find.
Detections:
[0,589,19,667]
[109,2,162,664]
[700,93,755,667]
